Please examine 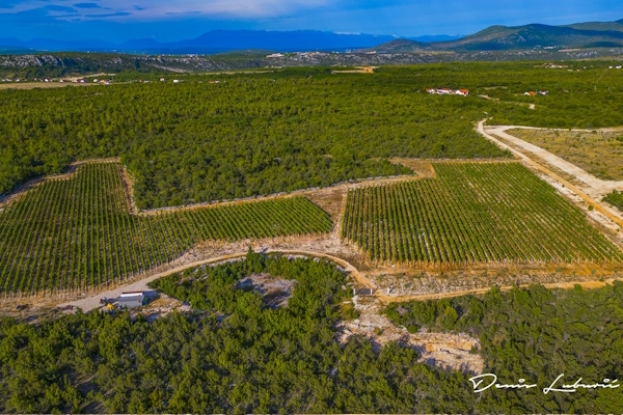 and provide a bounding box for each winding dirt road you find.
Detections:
[60,247,623,313]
